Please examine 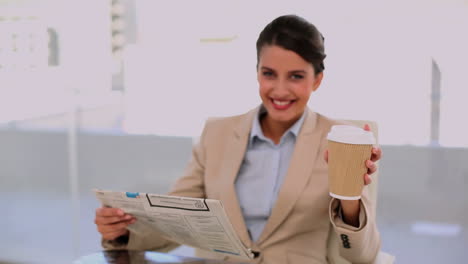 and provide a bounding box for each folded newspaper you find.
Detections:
[94,189,257,260]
